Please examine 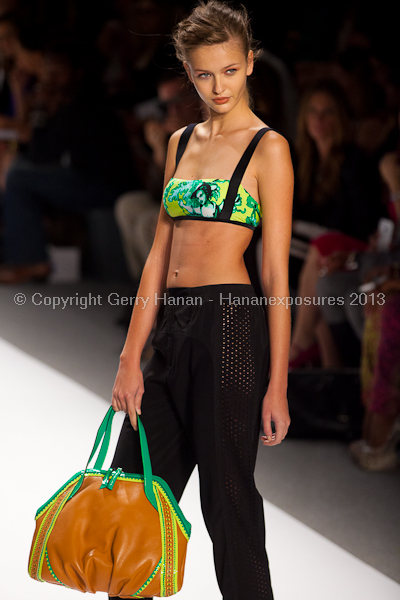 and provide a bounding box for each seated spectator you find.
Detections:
[0,39,137,283]
[293,78,382,240]
[289,79,384,368]
[0,11,39,189]
[0,14,47,142]
[315,108,400,366]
